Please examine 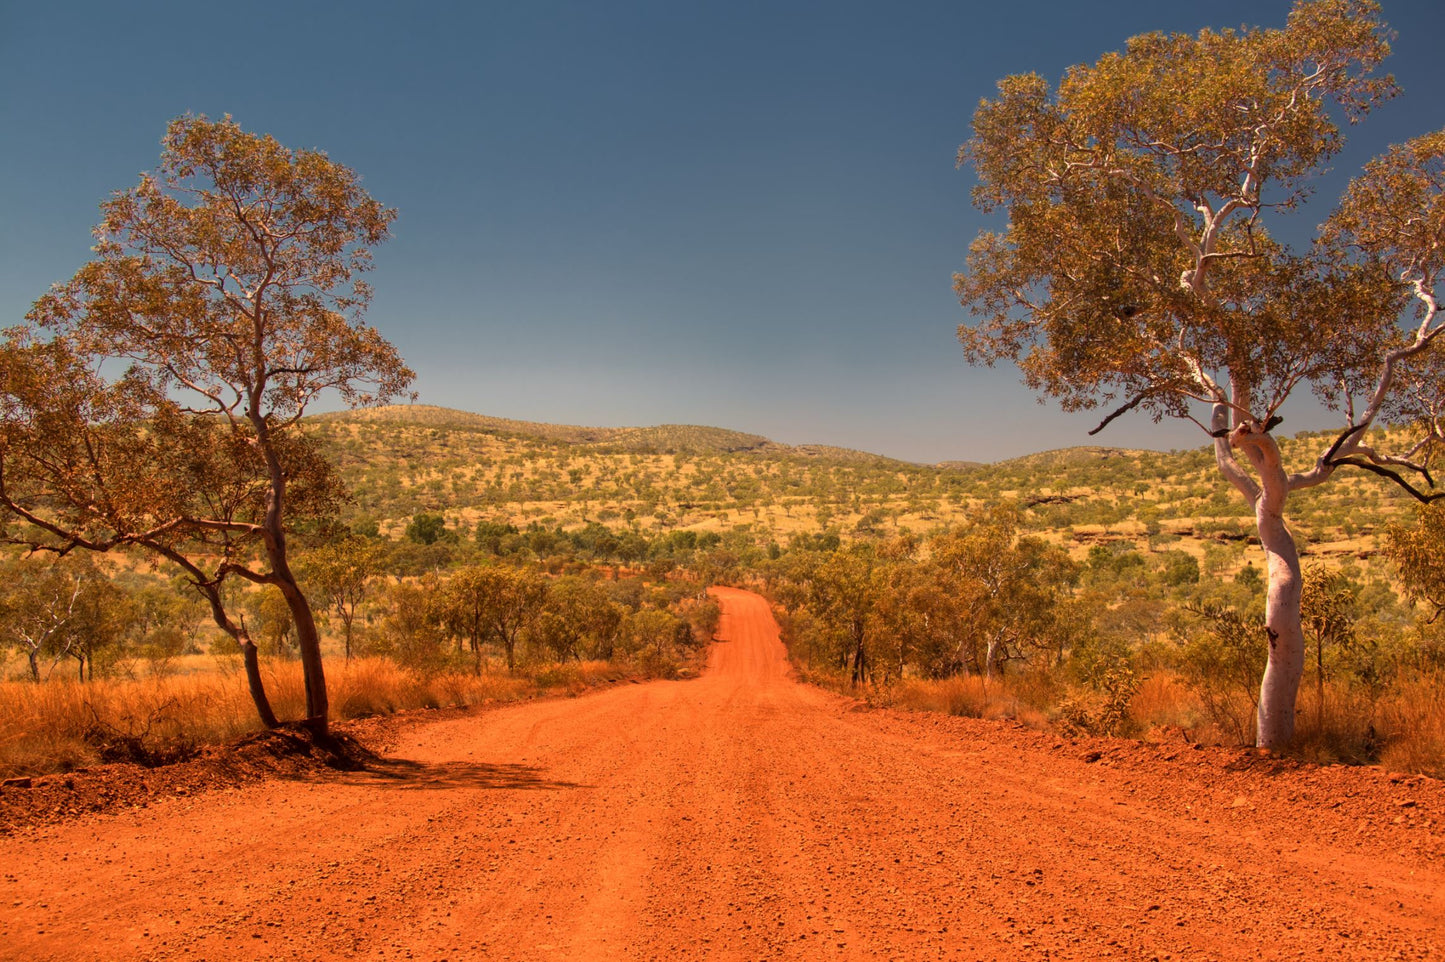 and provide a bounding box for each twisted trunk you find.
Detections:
[1255,495,1304,748]
[1212,389,1307,749]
